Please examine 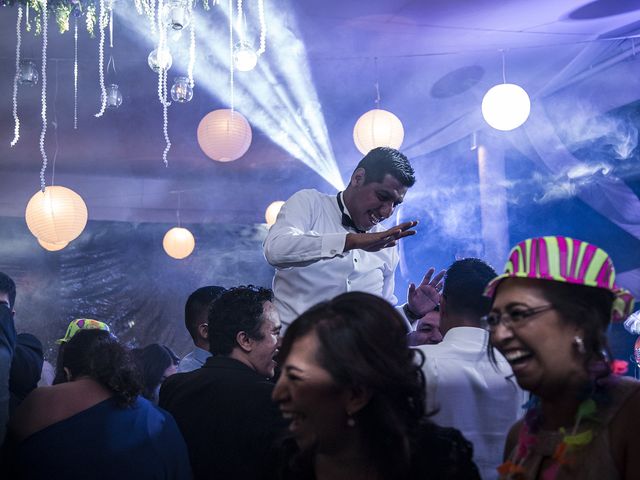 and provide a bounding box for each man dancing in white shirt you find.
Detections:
[263,147,443,329]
